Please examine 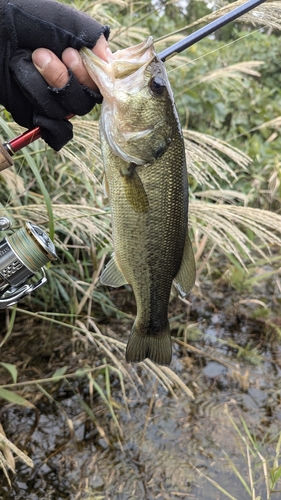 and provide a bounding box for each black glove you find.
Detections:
[0,0,110,150]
